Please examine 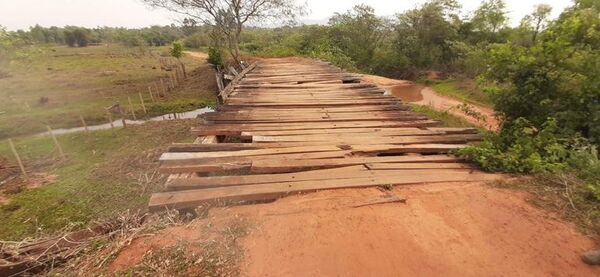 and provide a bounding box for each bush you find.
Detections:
[207,47,224,69]
[457,117,600,200]
[458,118,578,173]
[308,42,356,71]
[183,33,209,49]
[258,46,298,57]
